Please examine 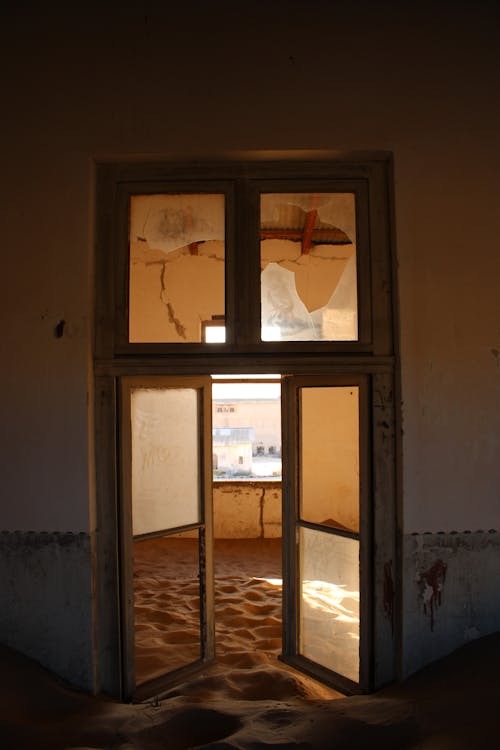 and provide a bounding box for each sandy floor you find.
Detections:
[134,536,358,689]
[133,537,285,684]
[1,538,499,748]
